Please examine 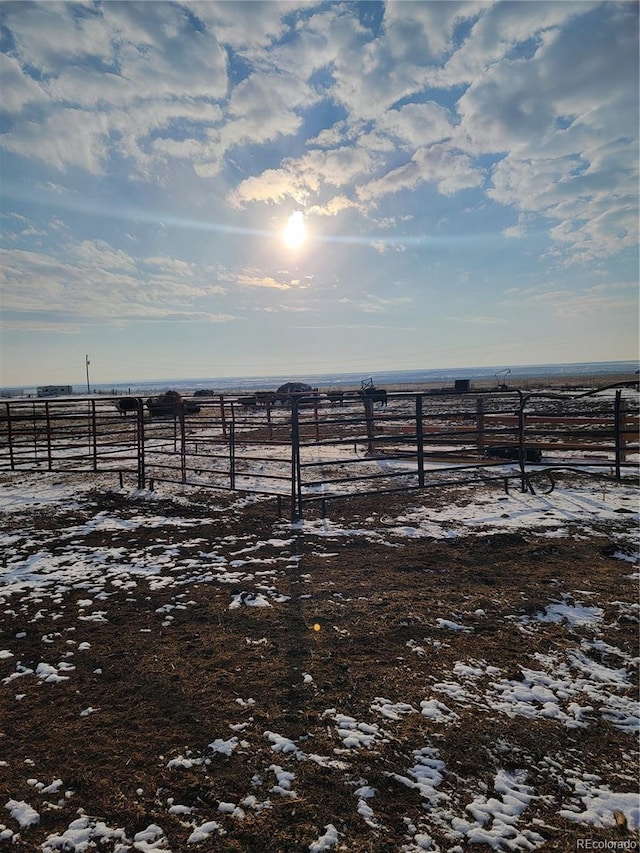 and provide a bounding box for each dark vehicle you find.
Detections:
[194,389,215,397]
[146,391,200,417]
[275,382,316,405]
